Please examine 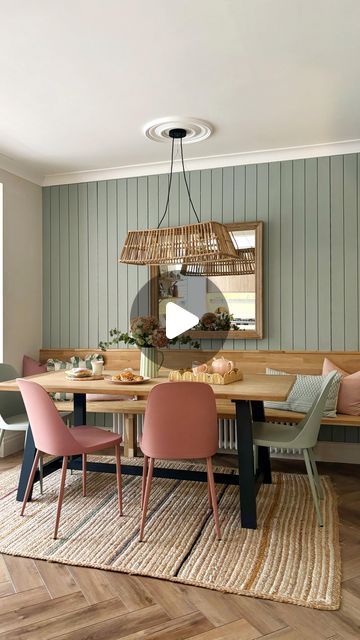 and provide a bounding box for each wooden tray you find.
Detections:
[168,368,243,385]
